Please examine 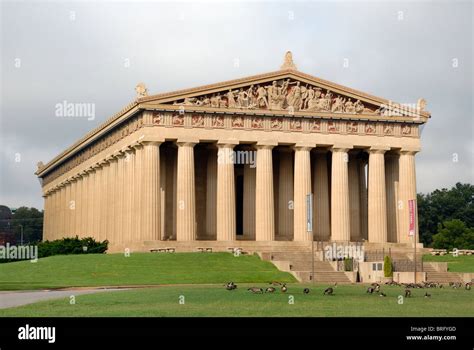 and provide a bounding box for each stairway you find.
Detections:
[423,263,462,283]
[262,251,353,283]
